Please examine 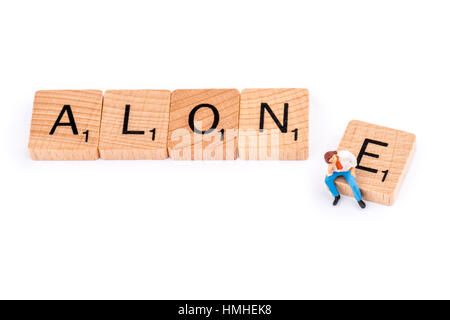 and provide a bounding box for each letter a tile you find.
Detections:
[335,120,416,205]
[28,90,103,160]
